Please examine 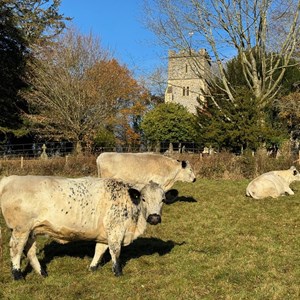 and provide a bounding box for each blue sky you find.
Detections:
[59,0,165,76]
